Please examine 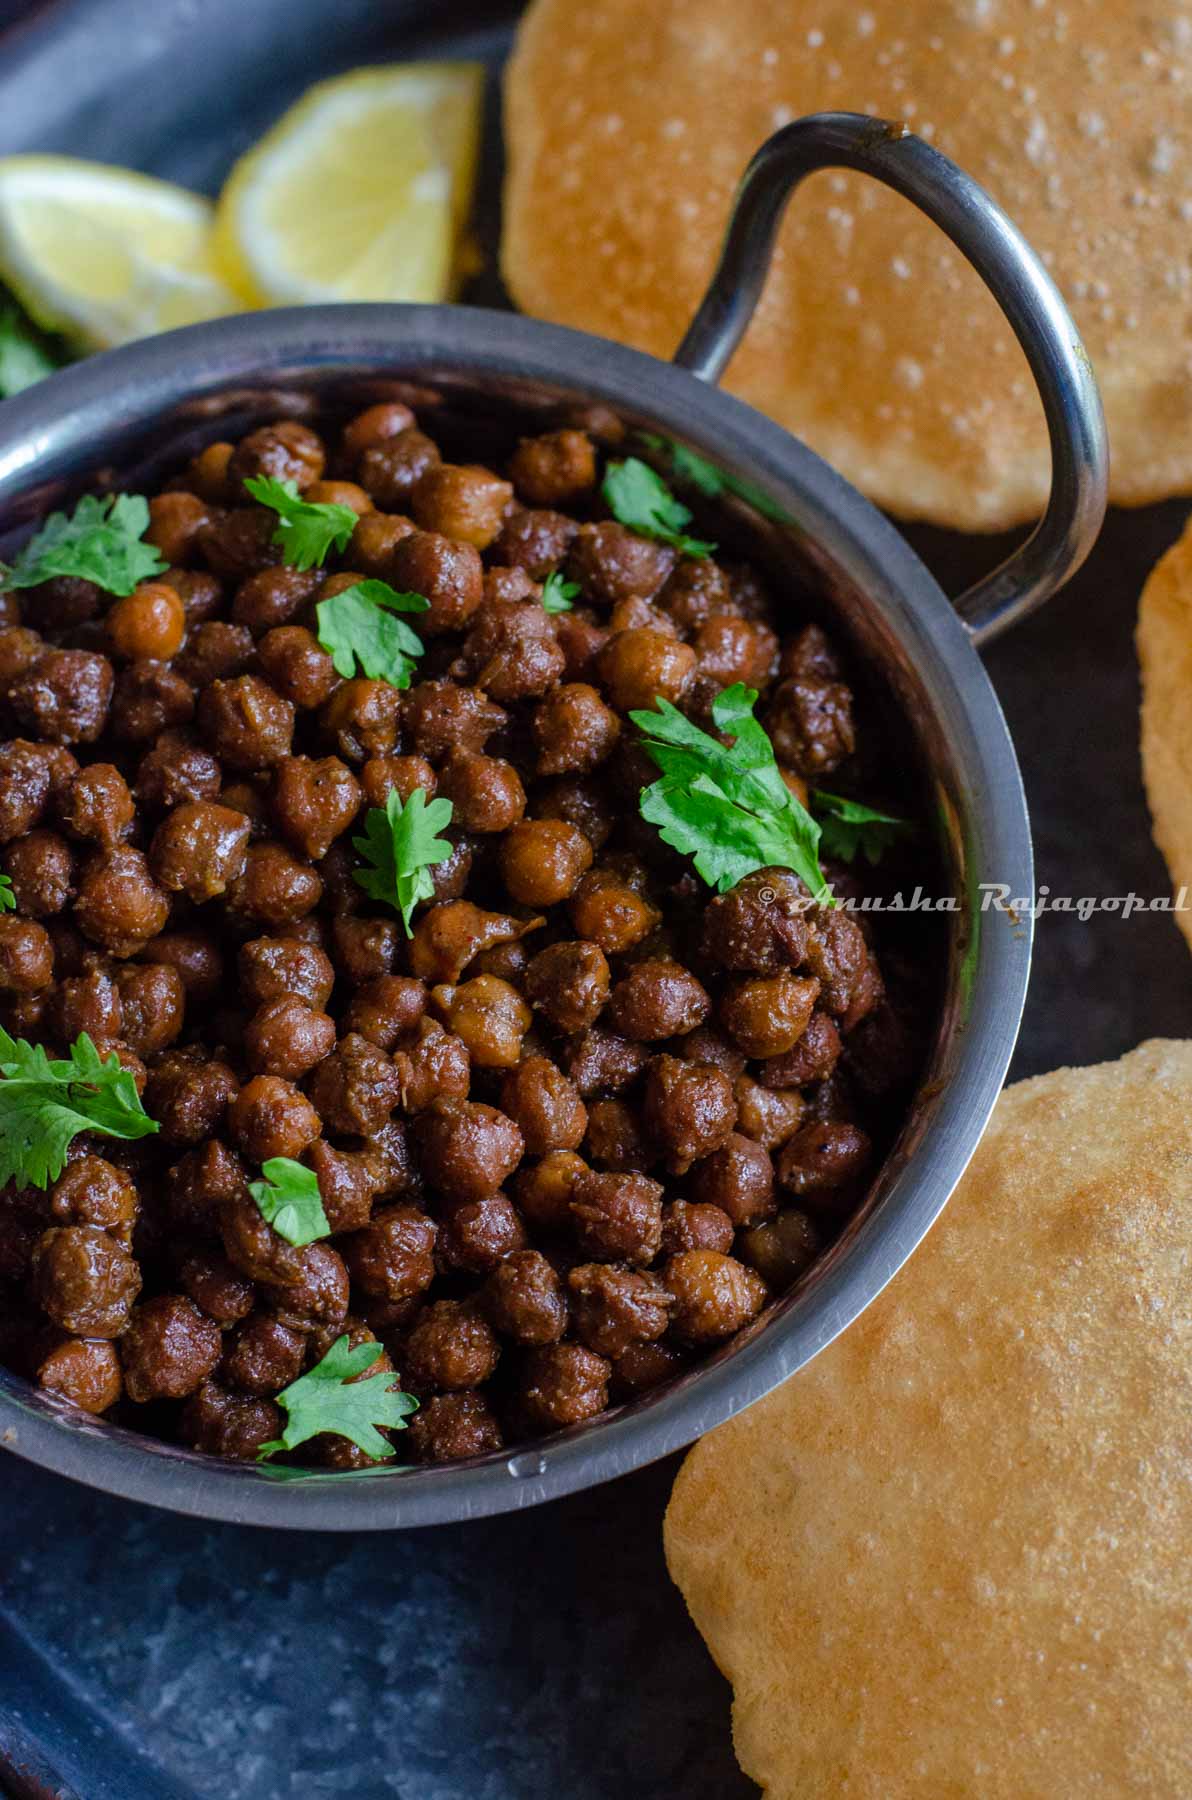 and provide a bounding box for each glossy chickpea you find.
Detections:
[145,491,210,564]
[342,975,426,1050]
[481,1249,568,1345]
[518,1343,610,1431]
[509,429,597,508]
[532,682,621,776]
[393,1017,471,1112]
[356,430,441,509]
[390,530,483,635]
[2,830,73,916]
[499,1056,587,1154]
[642,1054,737,1176]
[357,756,434,815]
[719,972,821,1059]
[237,935,334,1010]
[524,939,610,1034]
[257,626,339,709]
[663,1250,768,1344]
[567,522,675,607]
[436,752,526,832]
[411,462,513,548]
[732,1076,805,1150]
[499,819,592,907]
[319,678,402,763]
[596,626,696,712]
[227,420,325,491]
[606,958,709,1042]
[738,1209,821,1289]
[691,1133,777,1227]
[431,975,532,1069]
[512,1150,588,1234]
[568,865,661,955]
[106,582,186,662]
[660,1200,735,1257]
[228,1075,321,1163]
[244,997,336,1080]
